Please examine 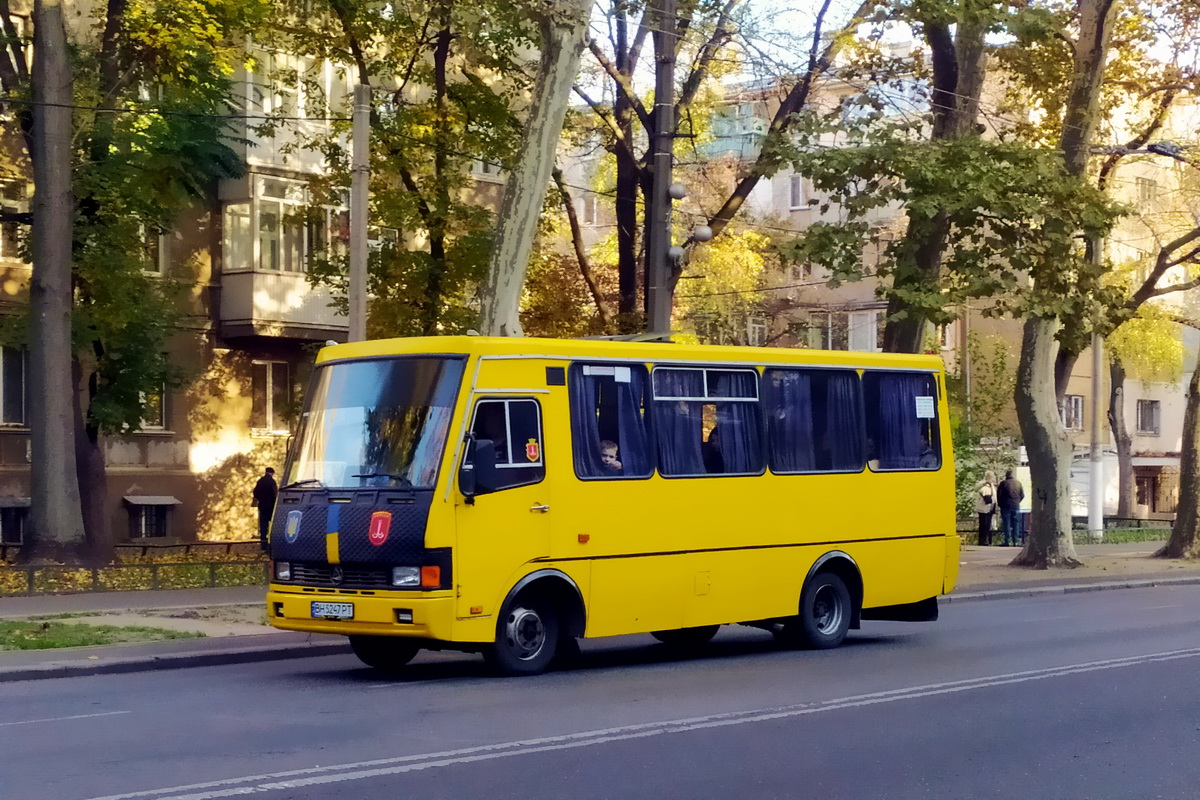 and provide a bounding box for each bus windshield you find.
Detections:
[286,357,465,490]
